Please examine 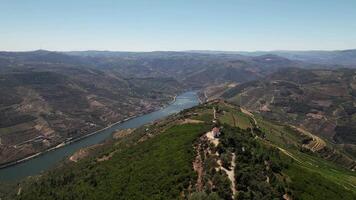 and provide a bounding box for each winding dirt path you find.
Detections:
[276,147,302,163]
[219,153,237,198]
[241,107,258,127]
[206,131,237,198]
